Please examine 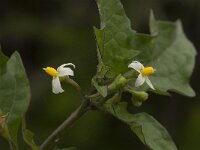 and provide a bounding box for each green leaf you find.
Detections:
[92,77,107,97]
[142,13,196,97]
[101,94,177,150]
[0,51,31,149]
[95,0,196,97]
[22,119,41,150]
[94,0,139,78]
